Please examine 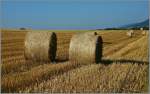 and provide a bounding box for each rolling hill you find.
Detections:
[121,19,149,29]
